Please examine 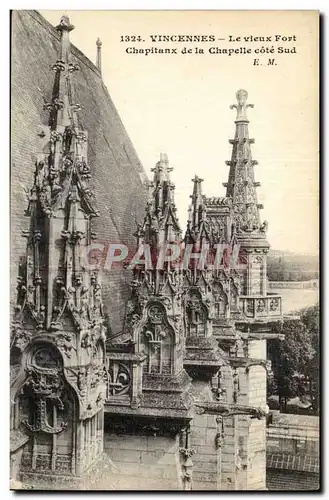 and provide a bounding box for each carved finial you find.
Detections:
[230,89,254,121]
[56,15,75,32]
[192,175,203,184]
[160,152,169,165]
[96,38,102,74]
[190,175,203,201]
[154,153,172,176]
